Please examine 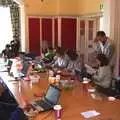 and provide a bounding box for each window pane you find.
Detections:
[0,7,13,53]
[80,20,85,36]
[88,21,94,41]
